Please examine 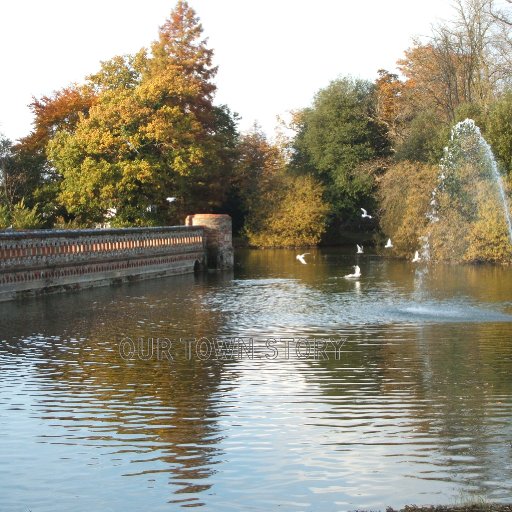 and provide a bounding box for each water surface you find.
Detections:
[1,248,512,511]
